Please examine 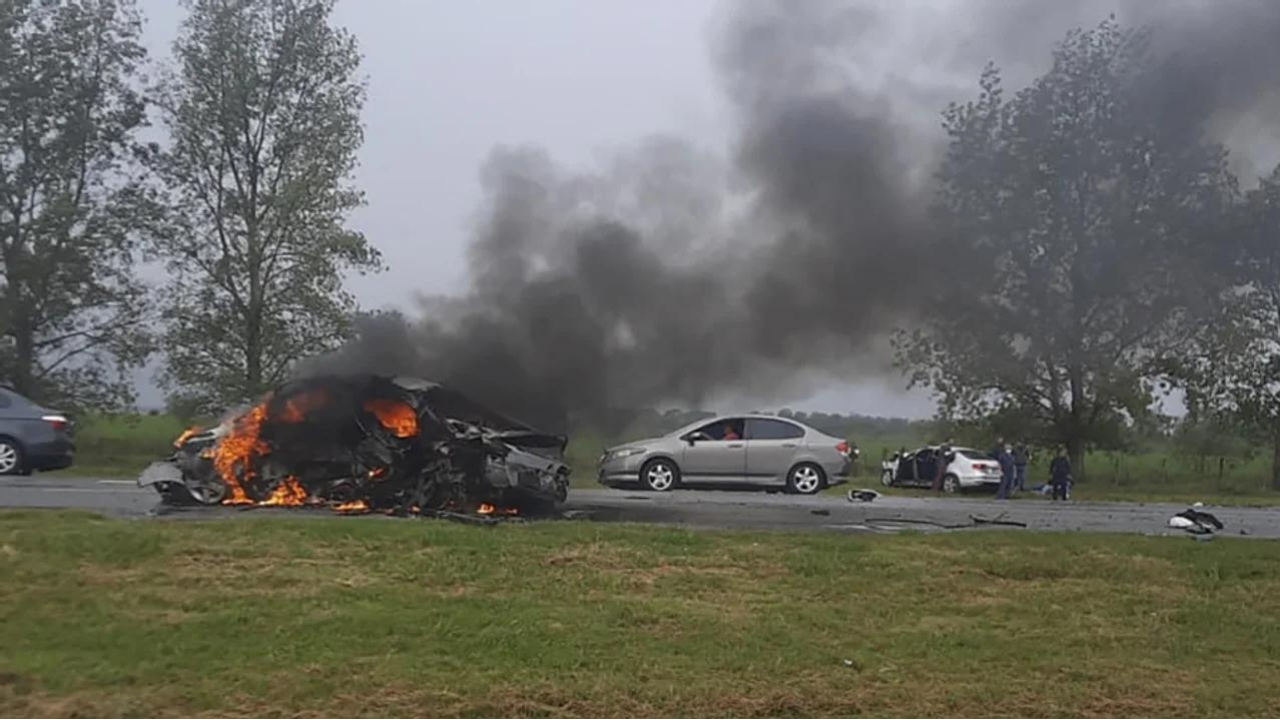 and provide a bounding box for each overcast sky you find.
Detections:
[130,0,941,416]
[121,0,1278,419]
